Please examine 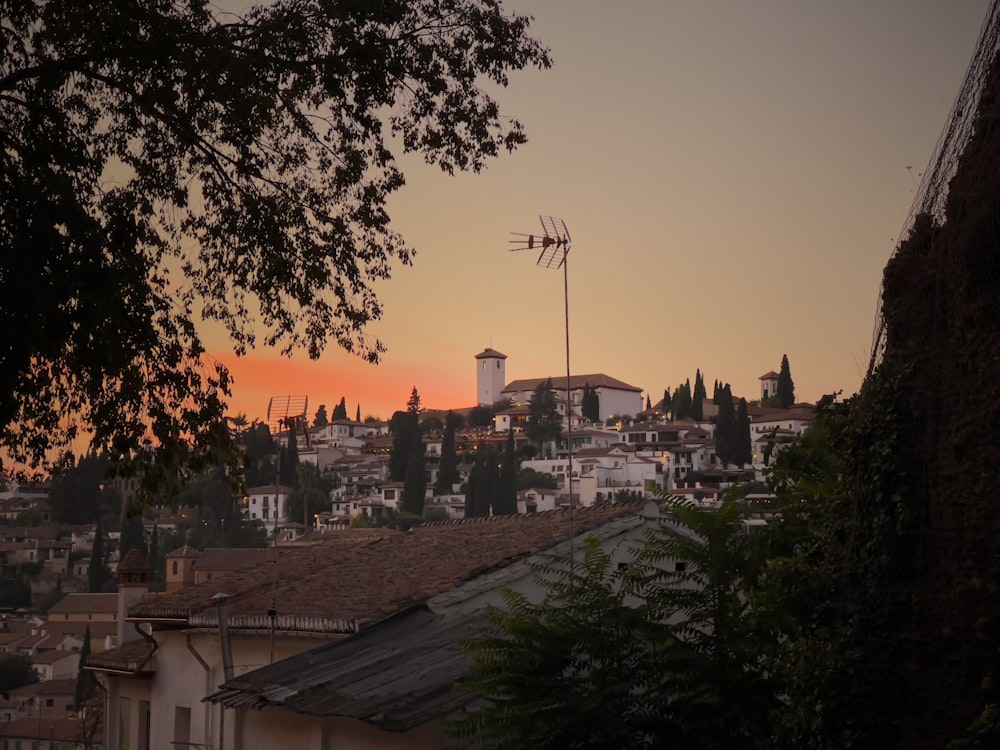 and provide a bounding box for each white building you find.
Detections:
[475,347,507,406]
[502,373,643,422]
[245,485,293,524]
